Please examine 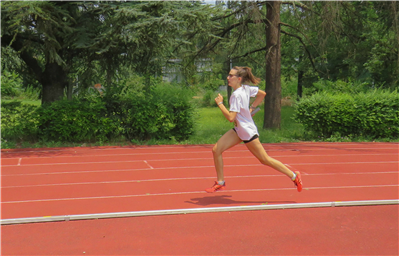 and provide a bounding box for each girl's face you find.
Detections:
[227,69,241,89]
